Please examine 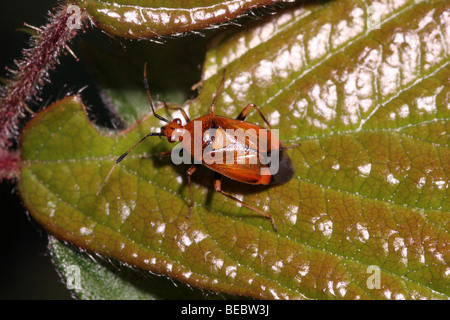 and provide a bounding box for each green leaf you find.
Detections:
[20,0,449,299]
[72,0,287,38]
[48,235,229,299]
